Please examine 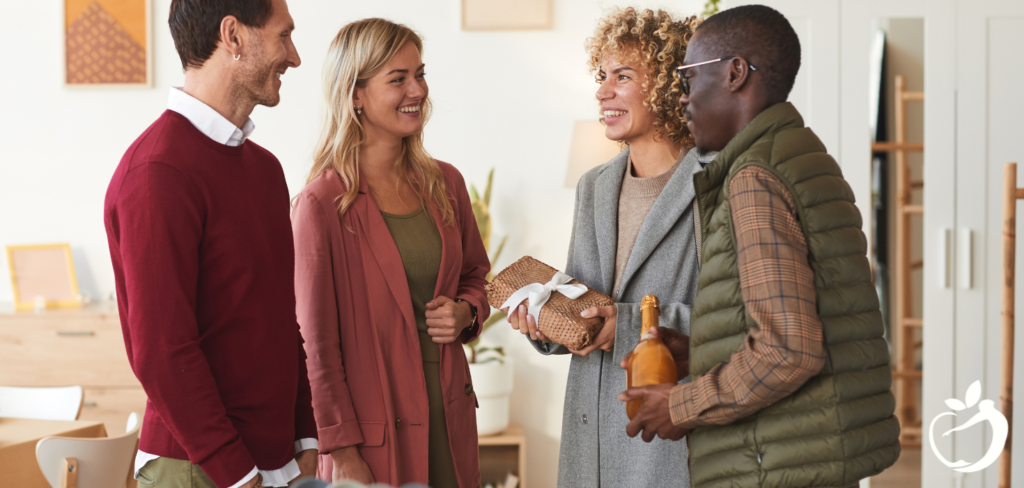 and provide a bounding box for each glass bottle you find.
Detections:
[626,294,679,419]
